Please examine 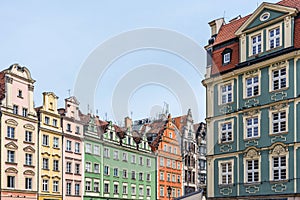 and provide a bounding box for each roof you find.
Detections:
[173,115,187,131]
[213,0,300,46]
[213,15,251,46]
